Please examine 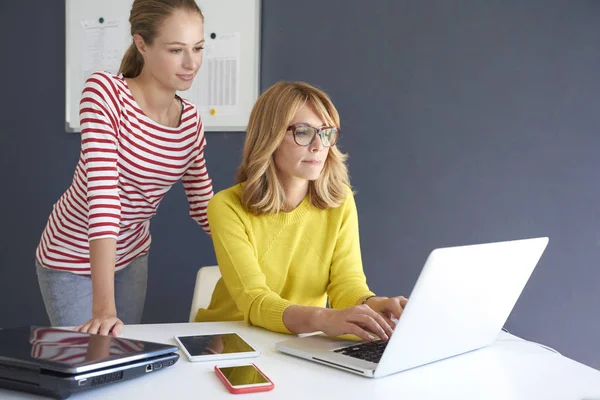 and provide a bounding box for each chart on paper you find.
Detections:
[81,19,128,85]
[182,32,241,117]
